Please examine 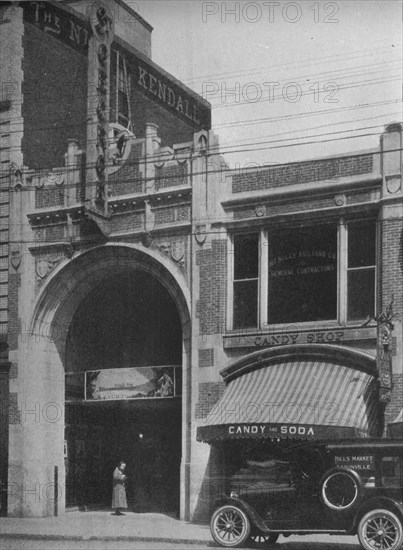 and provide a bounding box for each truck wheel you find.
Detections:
[211,504,251,547]
[358,509,403,550]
